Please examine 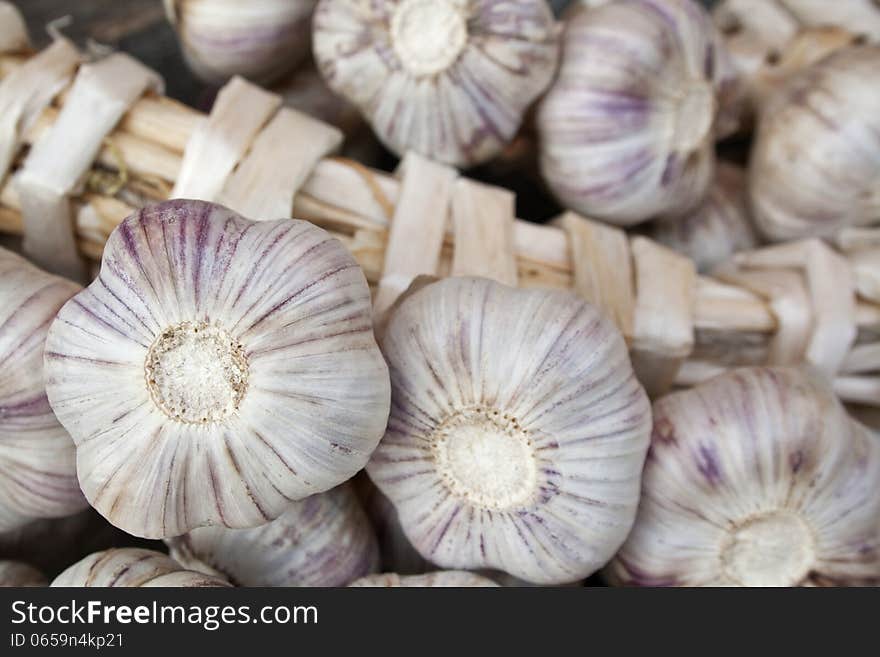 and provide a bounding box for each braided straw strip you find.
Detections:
[0,33,876,406]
